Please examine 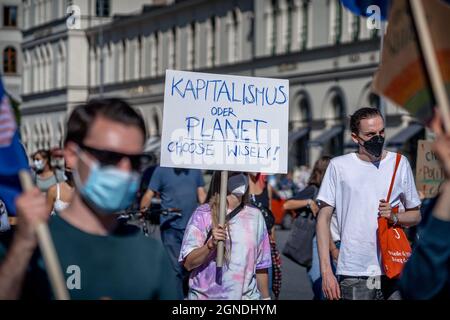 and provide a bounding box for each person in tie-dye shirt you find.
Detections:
[179,171,272,300]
